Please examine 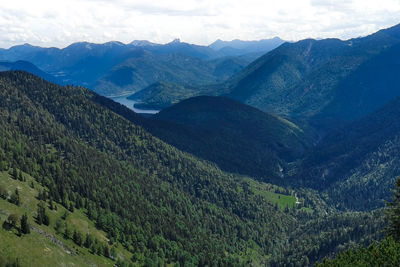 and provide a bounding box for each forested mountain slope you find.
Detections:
[0,71,298,265]
[293,96,400,211]
[93,52,248,96]
[220,24,400,131]
[0,70,393,266]
[316,176,400,266]
[0,60,58,84]
[127,82,201,109]
[125,56,250,110]
[136,96,311,183]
